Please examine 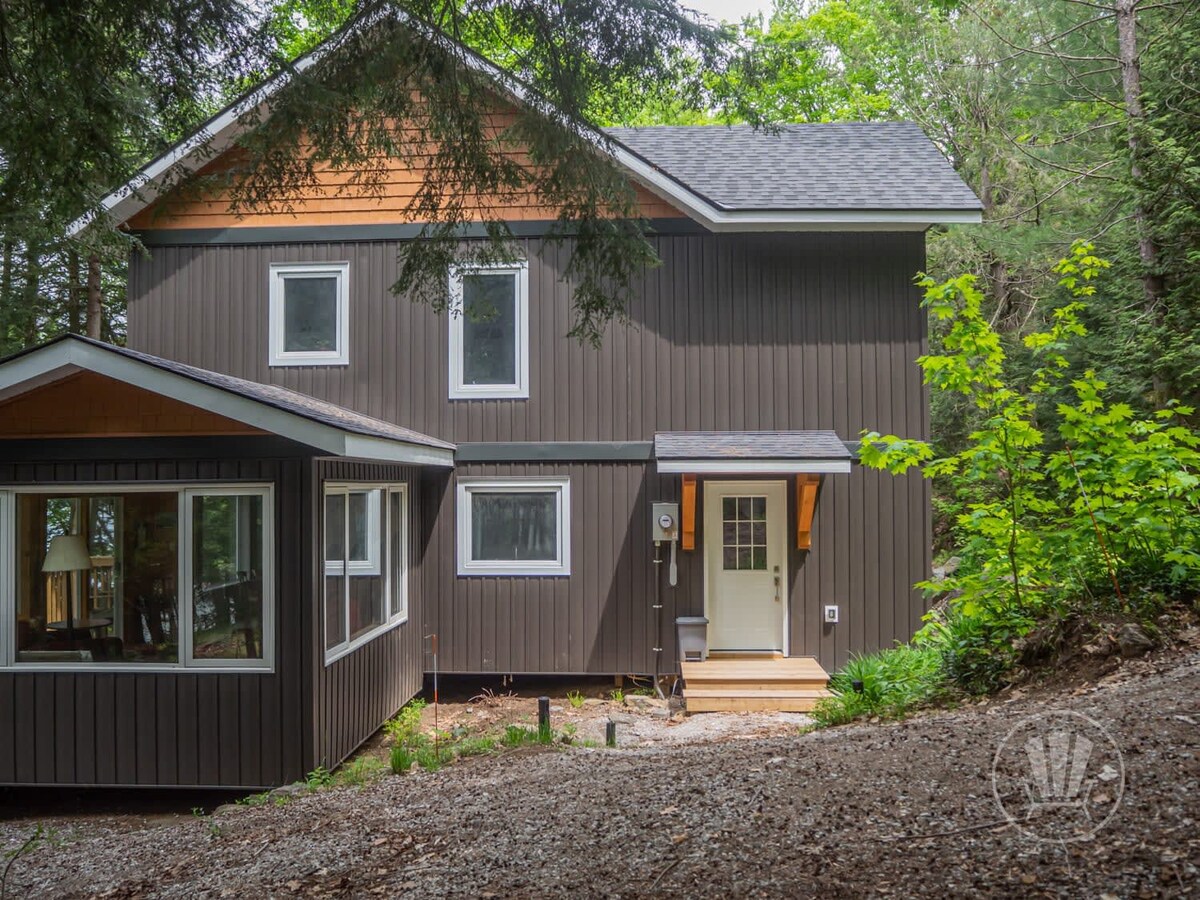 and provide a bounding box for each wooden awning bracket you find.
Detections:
[681,474,697,550]
[796,474,820,550]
